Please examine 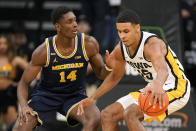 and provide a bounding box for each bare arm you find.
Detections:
[145,38,168,89]
[18,43,47,107]
[144,37,169,107]
[90,44,126,100]
[85,35,113,80]
[77,44,125,115]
